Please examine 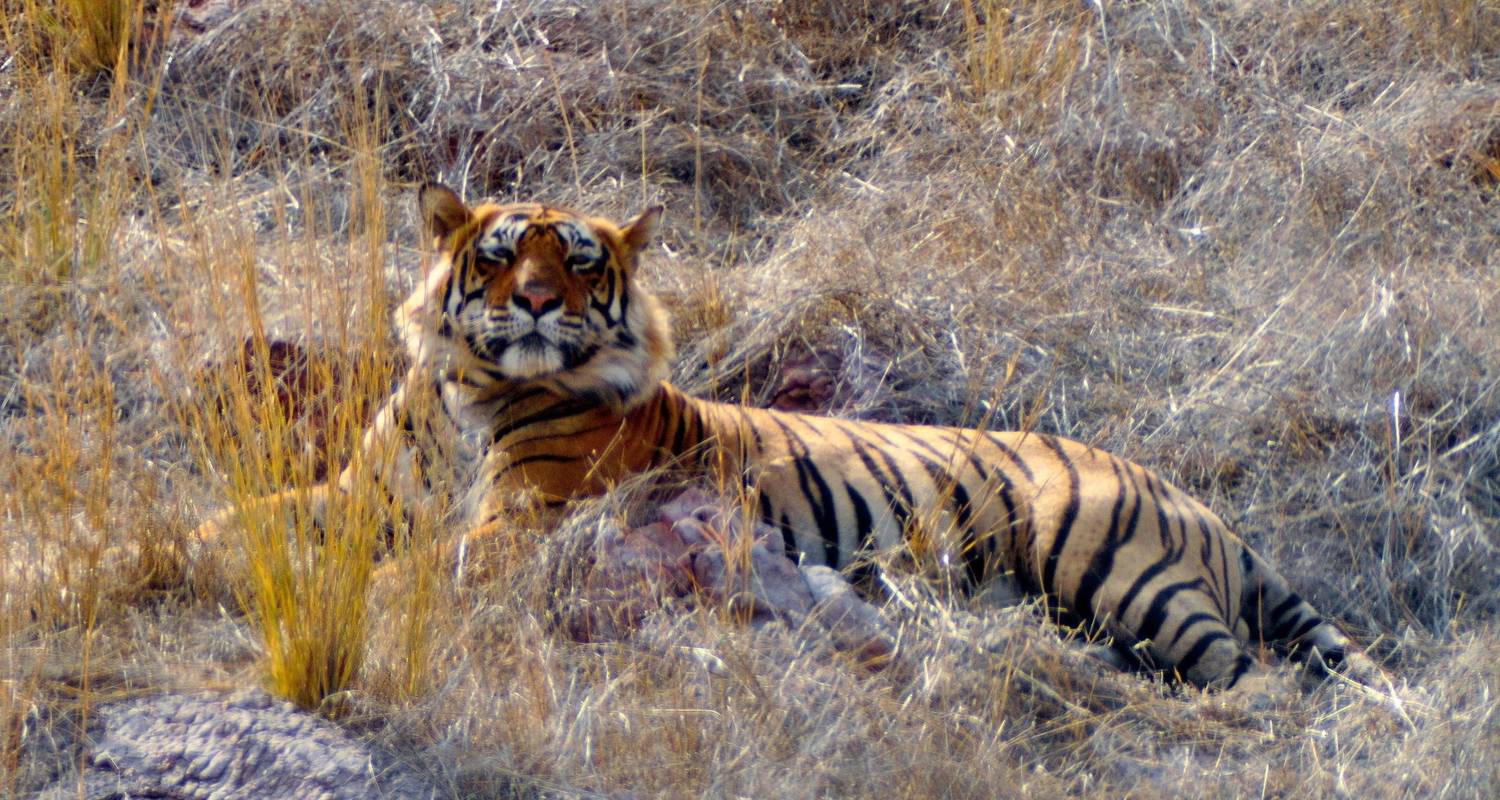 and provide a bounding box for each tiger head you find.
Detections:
[399,183,673,410]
